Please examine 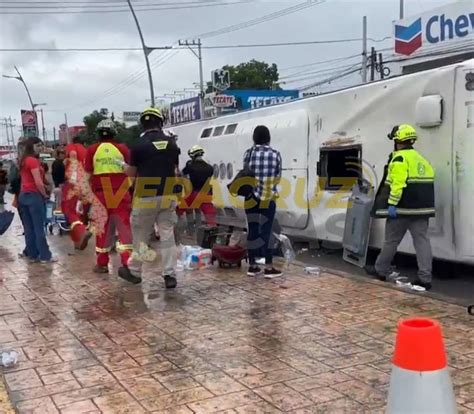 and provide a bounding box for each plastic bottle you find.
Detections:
[198,250,213,268]
[188,254,200,270]
[304,266,321,276]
